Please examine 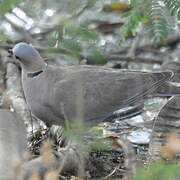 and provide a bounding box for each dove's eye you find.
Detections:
[8,49,12,54]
